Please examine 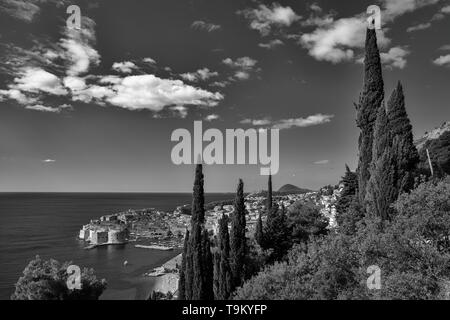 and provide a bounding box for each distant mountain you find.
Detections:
[415,121,450,175]
[278,184,313,194]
